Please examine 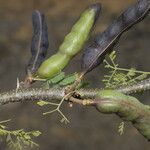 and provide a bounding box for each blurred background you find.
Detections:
[0,0,149,149]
